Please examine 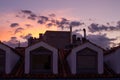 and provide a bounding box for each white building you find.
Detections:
[67,41,104,74]
[25,41,58,74]
[105,46,120,74]
[0,42,20,74]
